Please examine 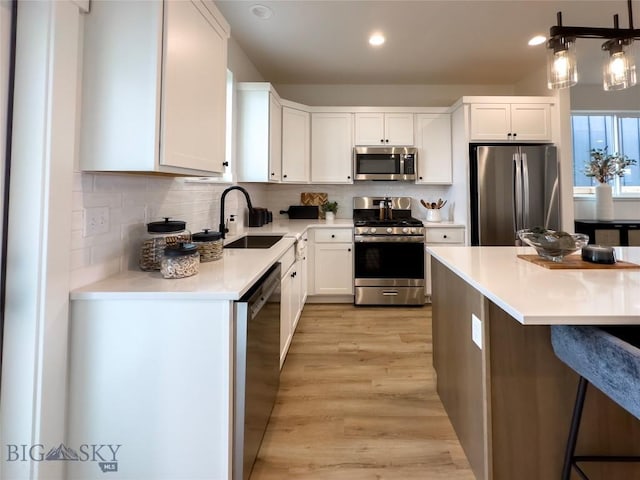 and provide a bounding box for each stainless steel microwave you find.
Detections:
[353,146,417,181]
